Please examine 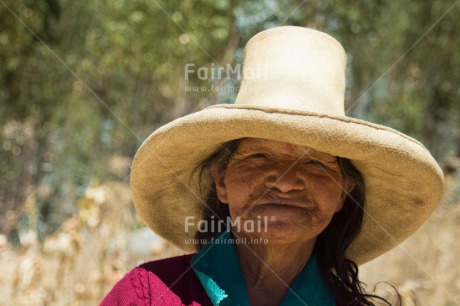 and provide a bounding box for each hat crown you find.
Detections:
[235,26,347,116]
